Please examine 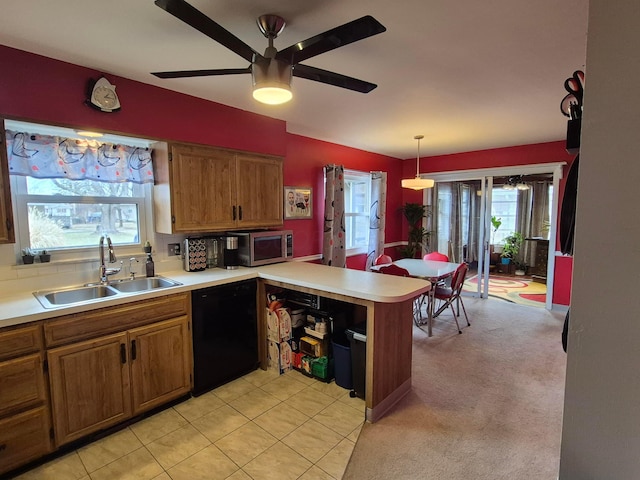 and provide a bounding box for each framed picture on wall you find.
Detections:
[284,186,313,219]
